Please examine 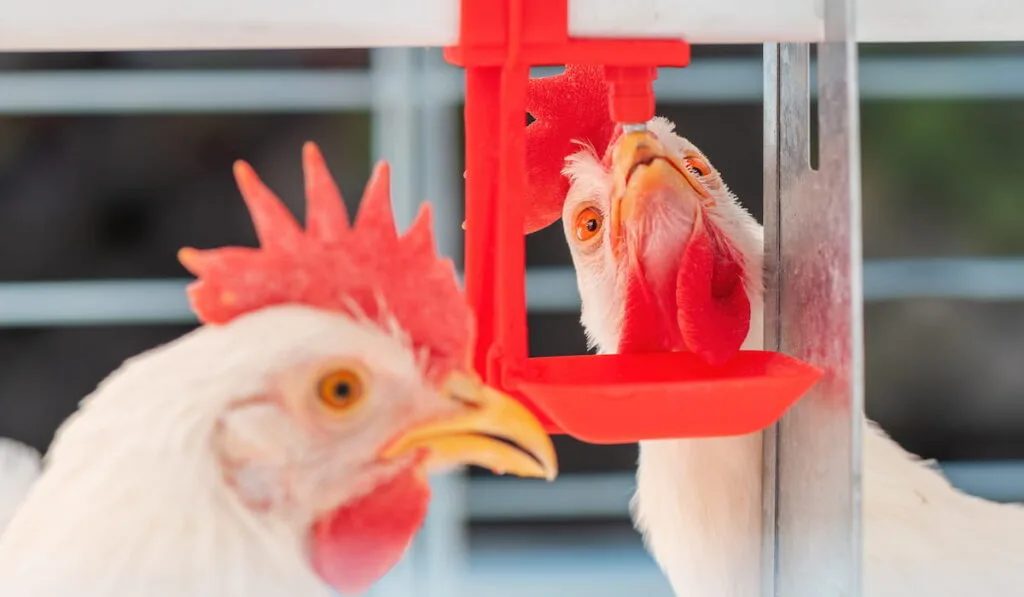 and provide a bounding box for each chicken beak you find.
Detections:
[381,372,558,481]
[609,131,707,253]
